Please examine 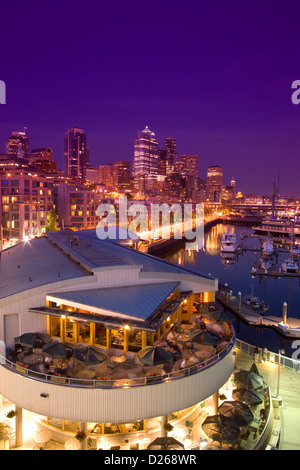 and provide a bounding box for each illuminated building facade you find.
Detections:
[133,126,158,189]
